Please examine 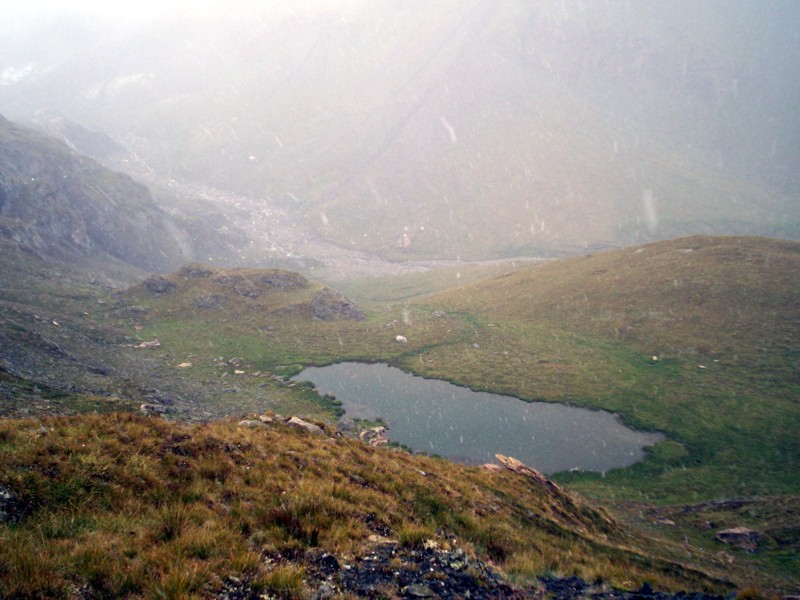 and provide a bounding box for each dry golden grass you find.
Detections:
[0,413,733,598]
